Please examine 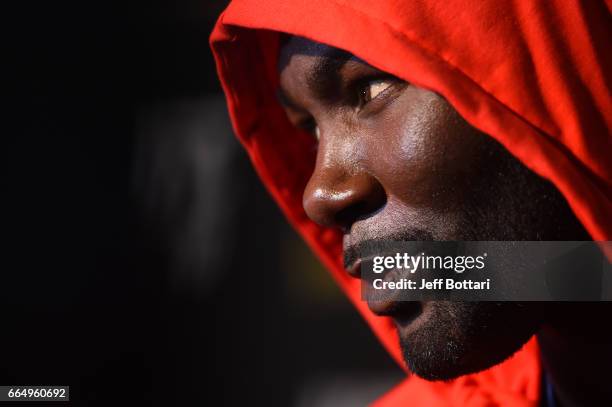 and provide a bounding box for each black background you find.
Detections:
[3,1,400,405]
